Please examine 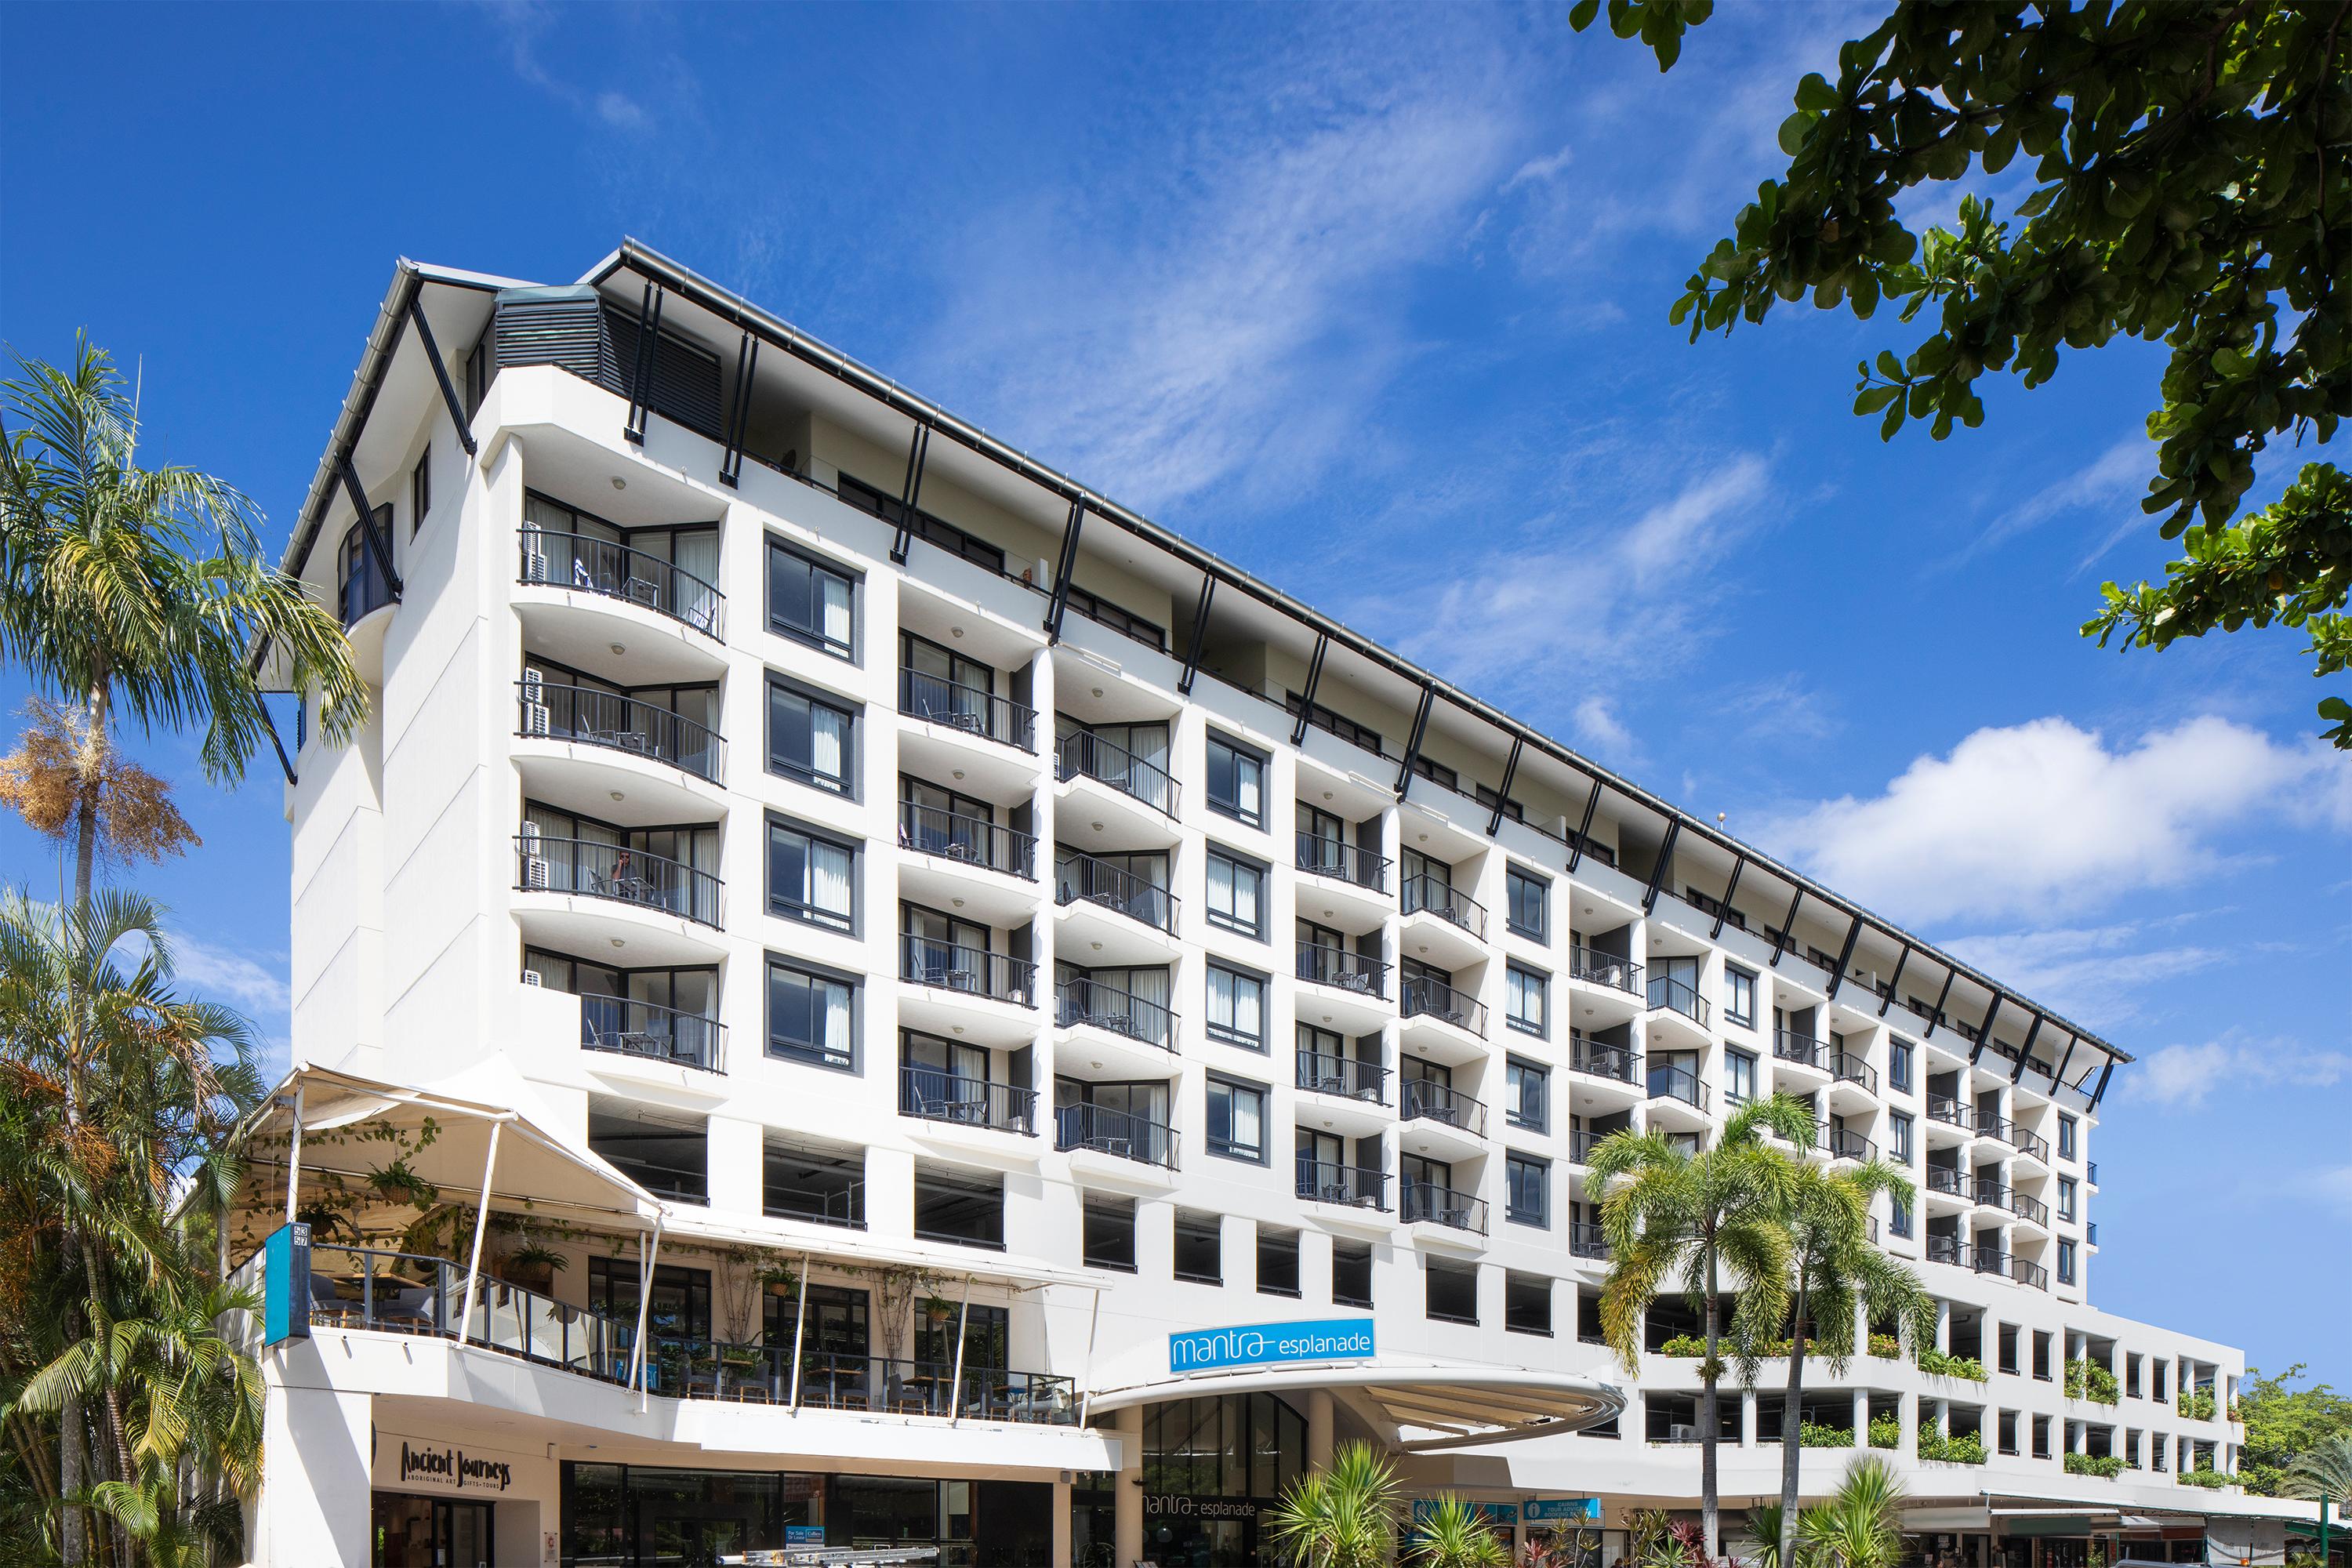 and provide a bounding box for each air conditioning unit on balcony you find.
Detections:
[522,702,551,738]
[522,856,551,891]
[521,969,543,987]
[1668,1424,1700,1443]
